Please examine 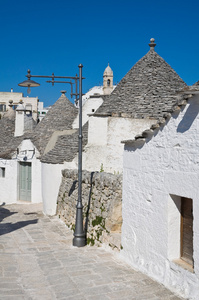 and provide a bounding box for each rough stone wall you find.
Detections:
[57,169,122,249]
